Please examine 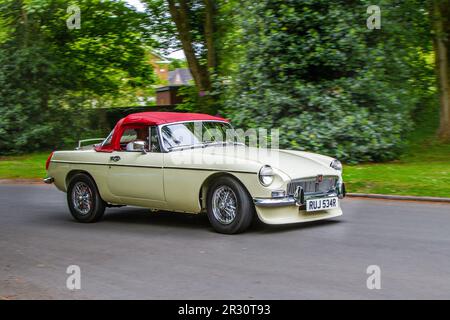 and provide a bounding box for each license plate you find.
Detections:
[306,197,339,212]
